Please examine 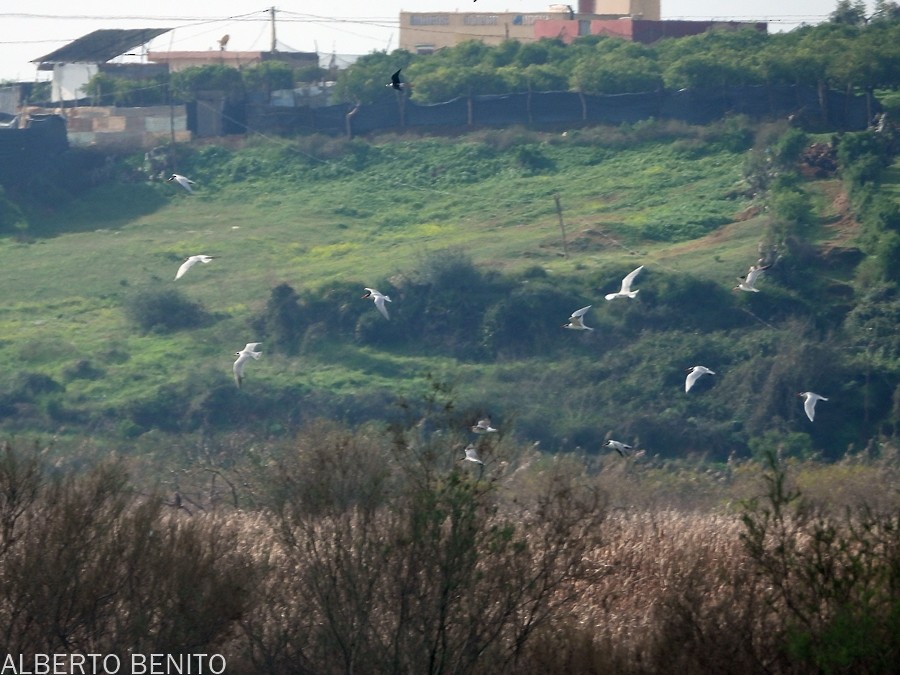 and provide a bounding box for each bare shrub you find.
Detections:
[238,421,606,674]
[0,444,256,656]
